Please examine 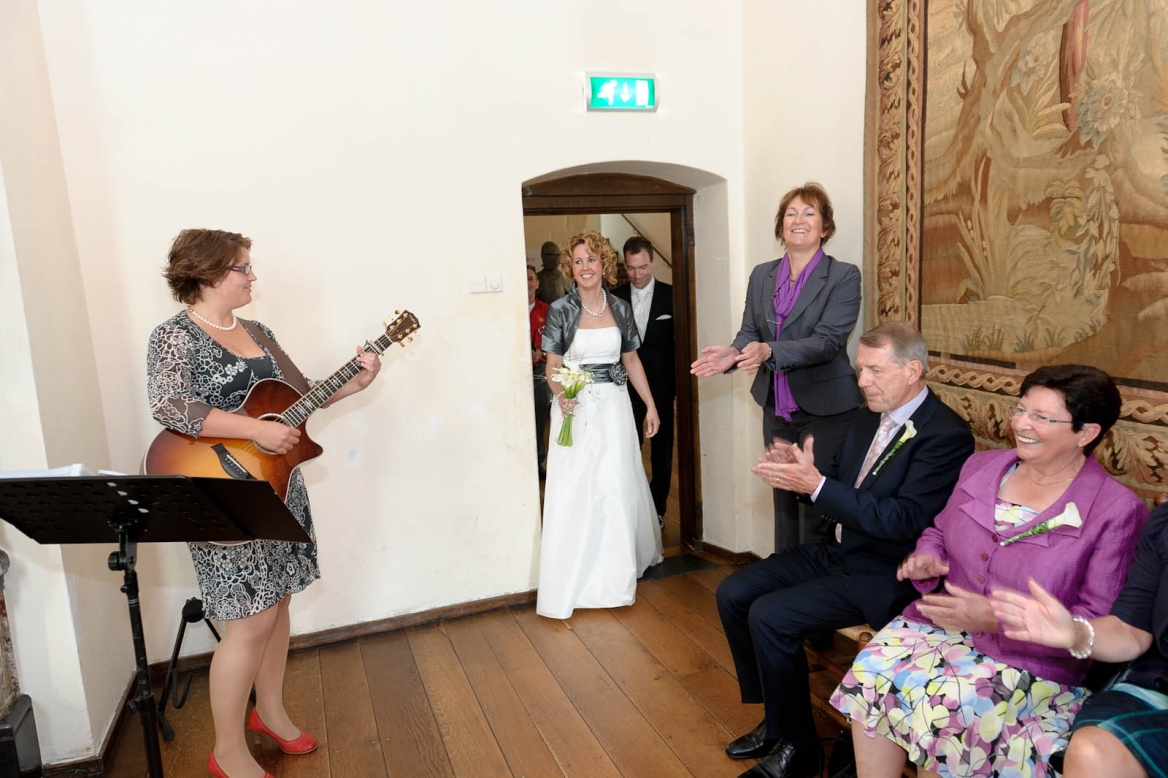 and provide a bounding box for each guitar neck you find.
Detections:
[282,333,393,426]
